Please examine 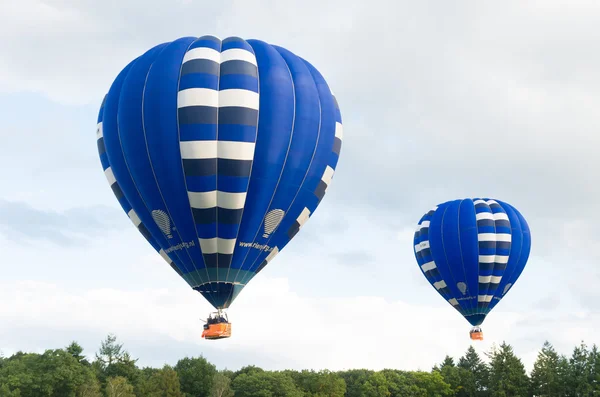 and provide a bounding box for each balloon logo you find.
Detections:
[96,35,343,315]
[152,210,173,239]
[263,209,285,238]
[413,198,531,340]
